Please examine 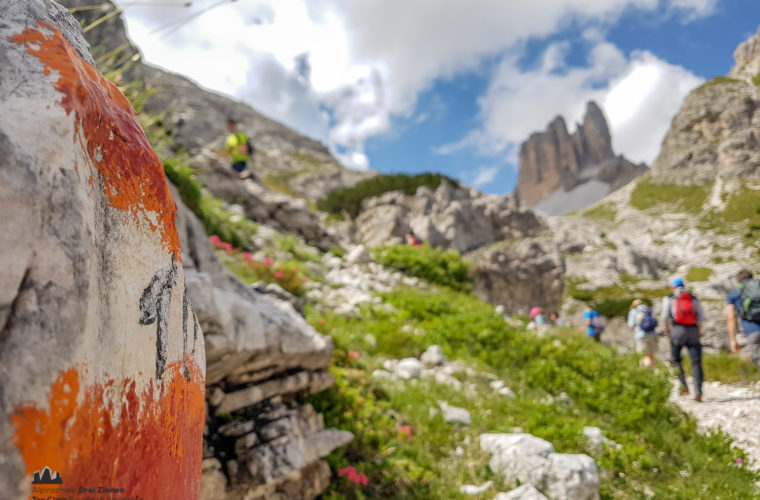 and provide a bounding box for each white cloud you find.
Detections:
[669,0,718,20]
[471,166,499,188]
[458,40,702,165]
[117,0,714,169]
